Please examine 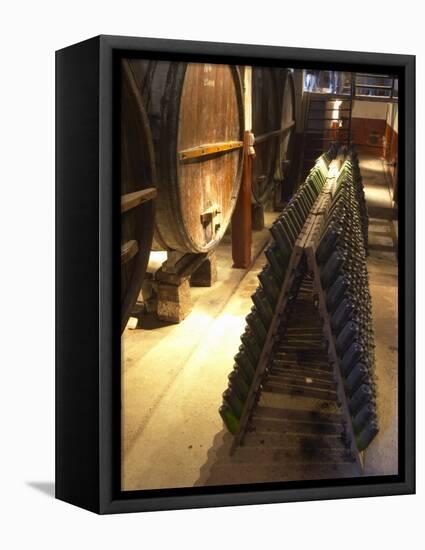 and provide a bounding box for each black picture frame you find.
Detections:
[56,35,415,514]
